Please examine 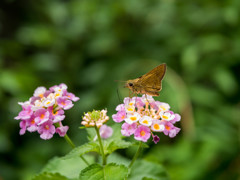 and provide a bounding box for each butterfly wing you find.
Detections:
[137,63,166,92]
